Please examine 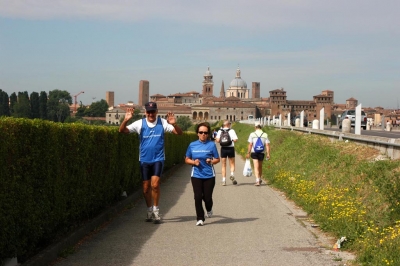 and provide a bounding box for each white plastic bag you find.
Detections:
[243,159,252,177]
